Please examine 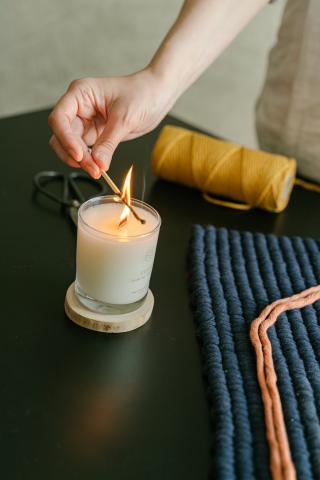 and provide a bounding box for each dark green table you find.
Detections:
[1,109,319,480]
